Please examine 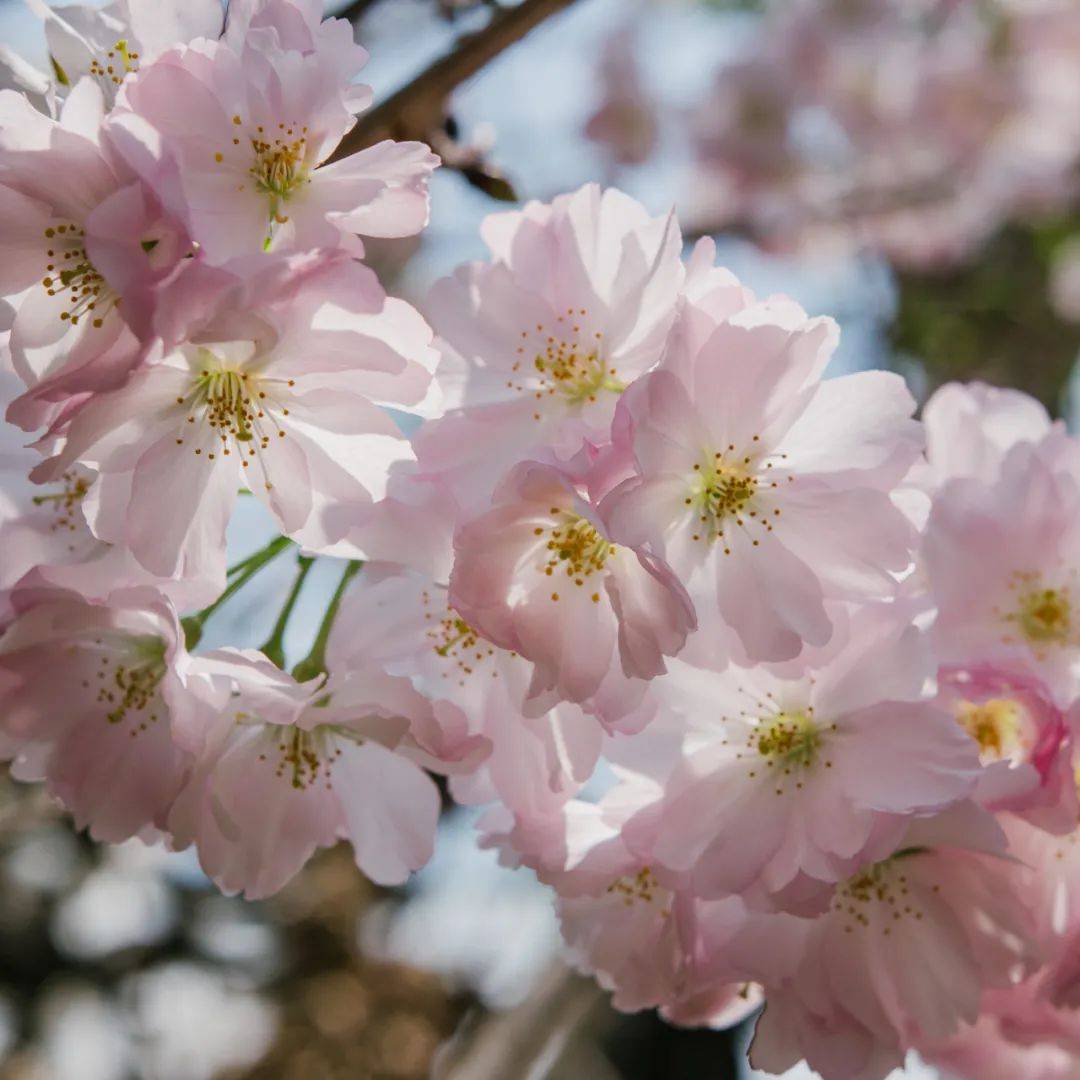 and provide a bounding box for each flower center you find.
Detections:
[86,38,139,89]
[831,849,930,936]
[420,588,504,689]
[956,698,1025,763]
[511,309,624,415]
[687,443,787,552]
[606,866,668,909]
[83,636,166,731]
[175,352,295,485]
[256,725,342,792]
[31,469,89,534]
[41,223,114,329]
[538,512,615,602]
[252,137,309,204]
[752,710,820,767]
[741,704,836,794]
[224,115,312,227]
[1013,586,1072,644]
